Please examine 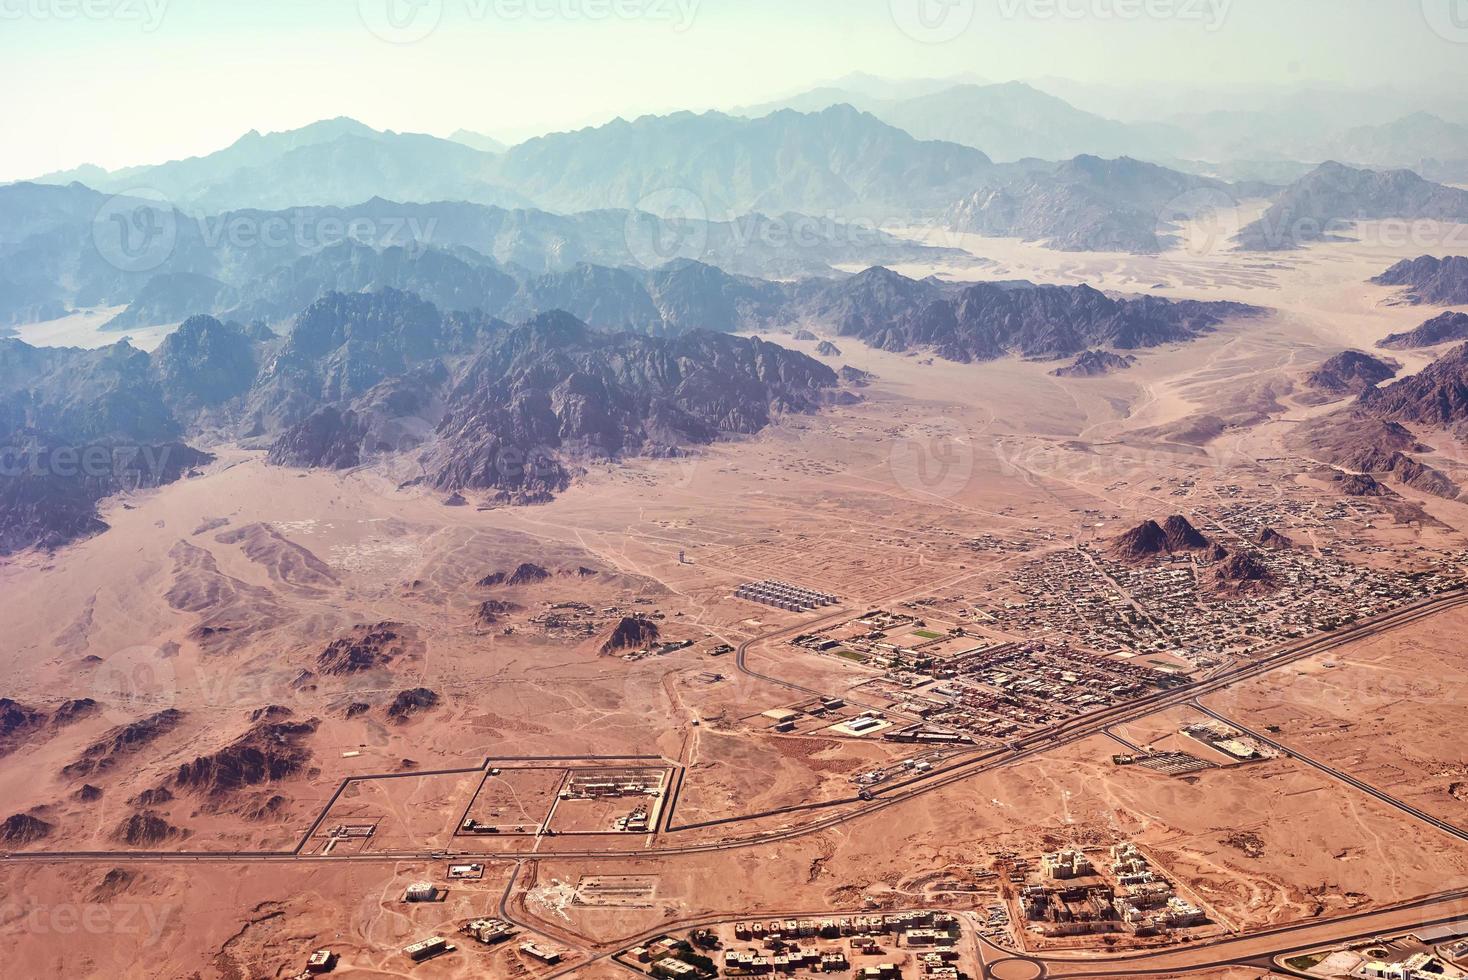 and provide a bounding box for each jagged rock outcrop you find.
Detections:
[1209,550,1275,593]
[112,811,184,847]
[51,698,99,726]
[0,698,47,756]
[1303,350,1398,398]
[815,341,842,357]
[946,155,1232,253]
[1360,343,1468,426]
[1373,255,1468,305]
[476,599,519,625]
[1258,527,1294,550]
[1111,514,1209,560]
[265,407,368,470]
[1237,162,1468,251]
[0,812,53,844]
[1379,311,1468,350]
[600,616,661,655]
[147,315,263,416]
[427,311,836,496]
[316,624,405,675]
[1161,515,1210,550]
[478,562,552,587]
[789,267,1263,363]
[839,366,875,386]
[173,718,318,797]
[1052,350,1137,378]
[1336,472,1395,497]
[62,709,185,779]
[386,688,439,723]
